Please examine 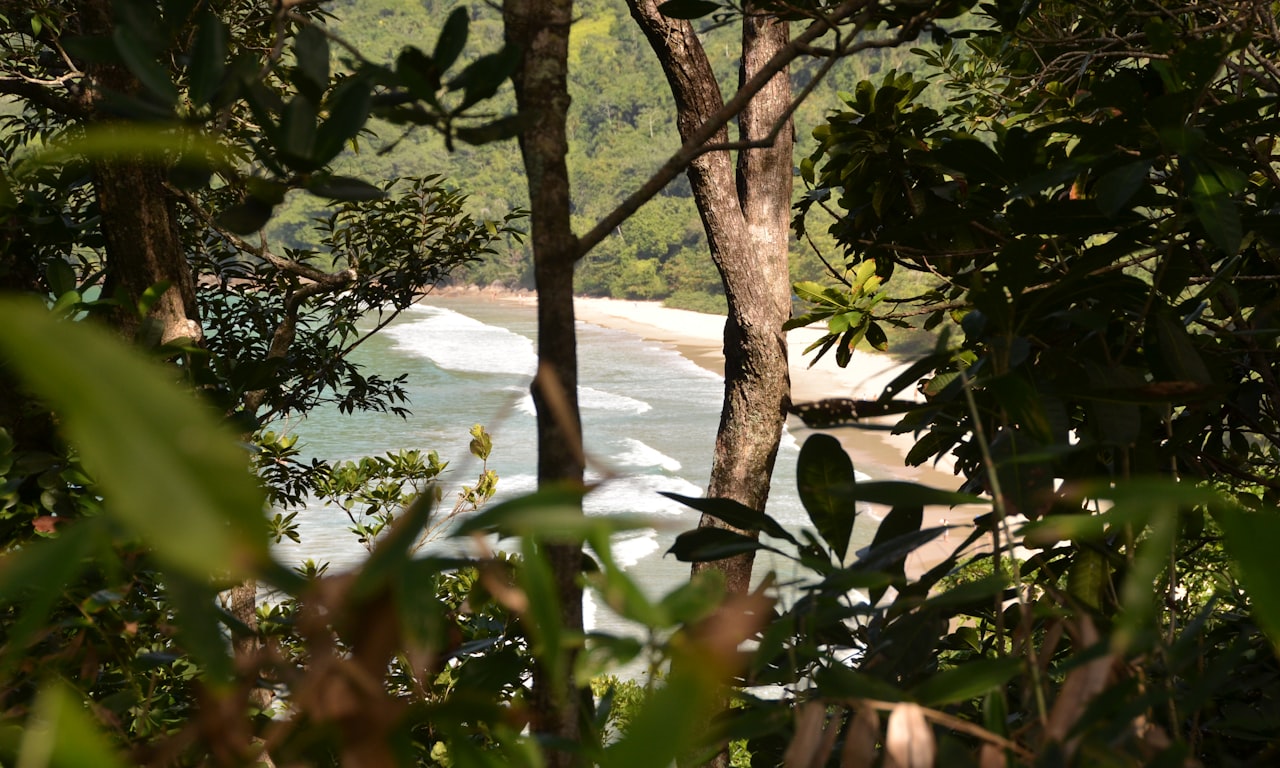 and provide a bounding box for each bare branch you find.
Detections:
[575,0,903,259]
